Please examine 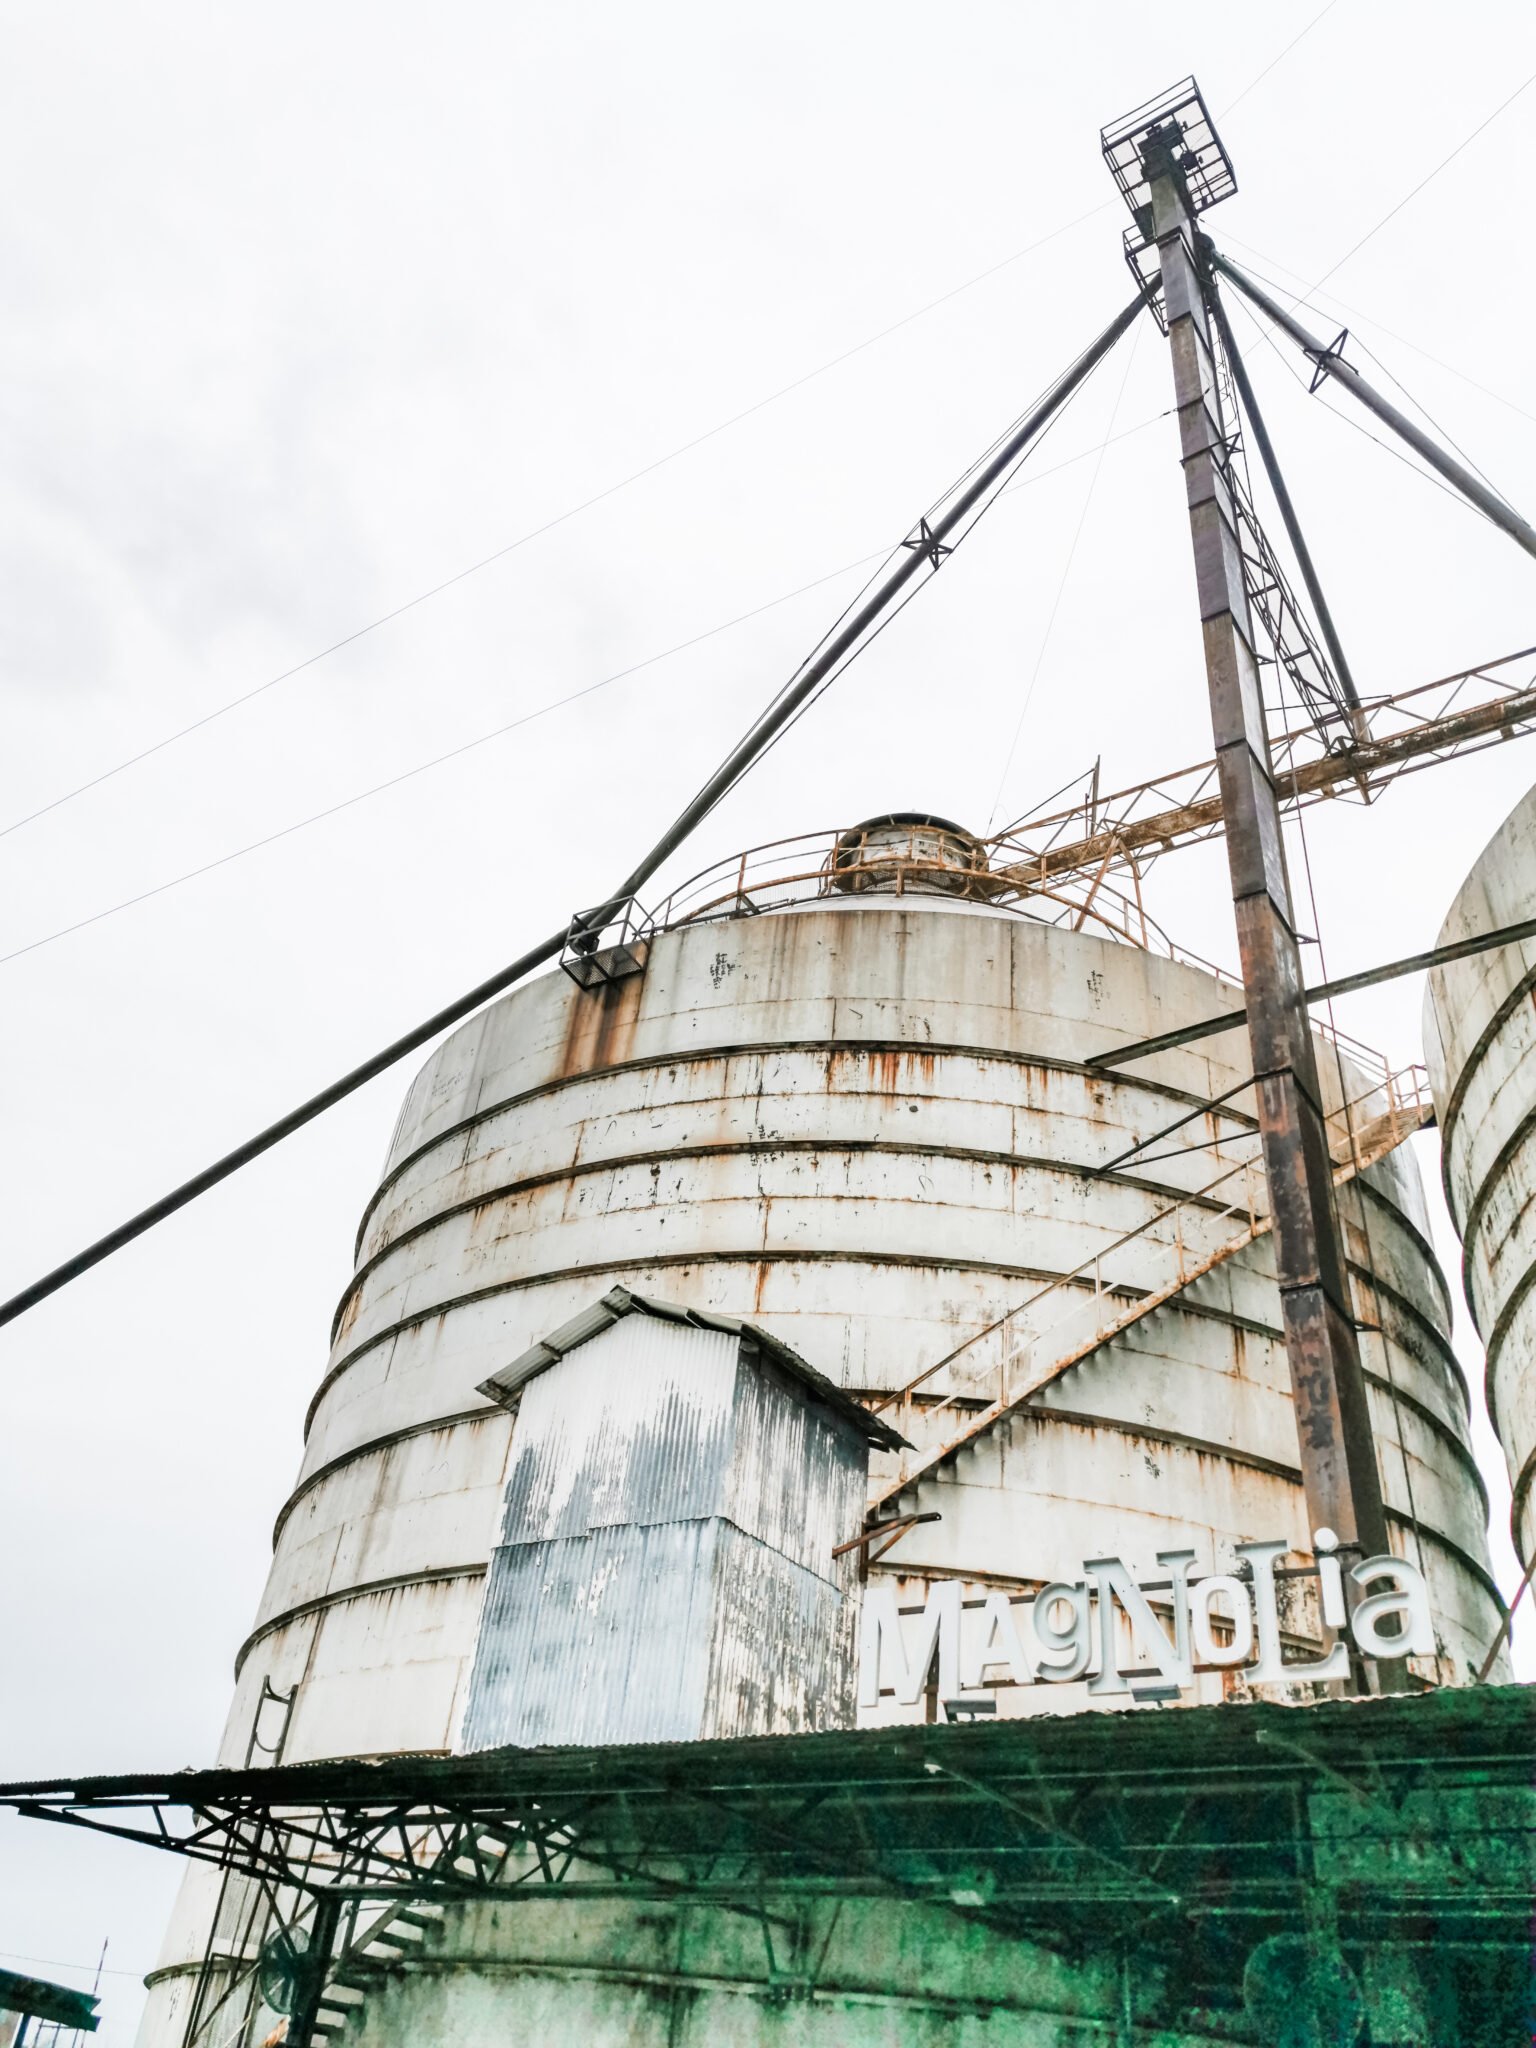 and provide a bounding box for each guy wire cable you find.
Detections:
[733,316,1128,808]
[0,11,1356,855]
[2,406,1175,971]
[0,203,1114,847]
[613,302,1142,857]
[1222,289,1505,533]
[0,294,1144,1332]
[1217,247,1517,505]
[1219,234,1536,428]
